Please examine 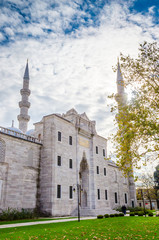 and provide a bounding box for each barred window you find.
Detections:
[69,186,73,199]
[125,193,127,204]
[69,159,73,169]
[0,139,5,162]
[96,146,98,154]
[69,136,72,145]
[103,149,105,157]
[57,185,61,198]
[57,156,61,166]
[58,131,61,141]
[115,192,118,203]
[97,189,100,200]
[105,190,108,200]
